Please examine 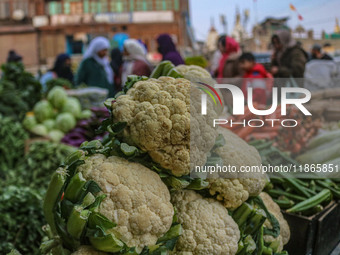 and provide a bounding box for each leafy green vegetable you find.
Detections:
[0,62,41,120]
[47,86,68,110]
[62,97,82,119]
[0,185,45,255]
[33,100,54,123]
[55,113,76,133]
[0,115,28,179]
